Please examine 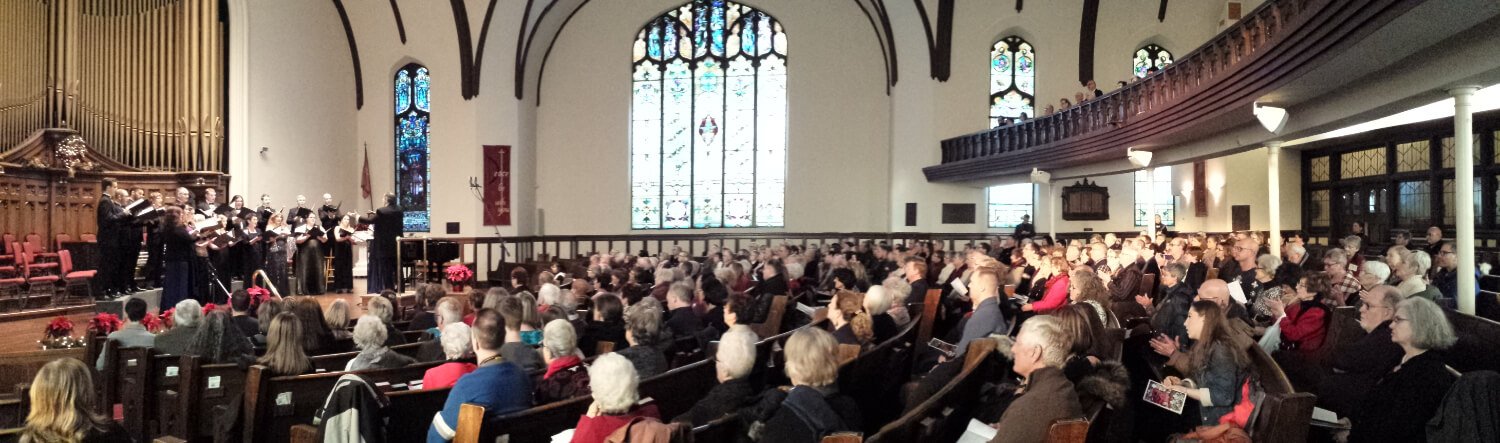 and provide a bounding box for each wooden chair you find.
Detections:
[1045,418,1090,443]
[19,252,59,308]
